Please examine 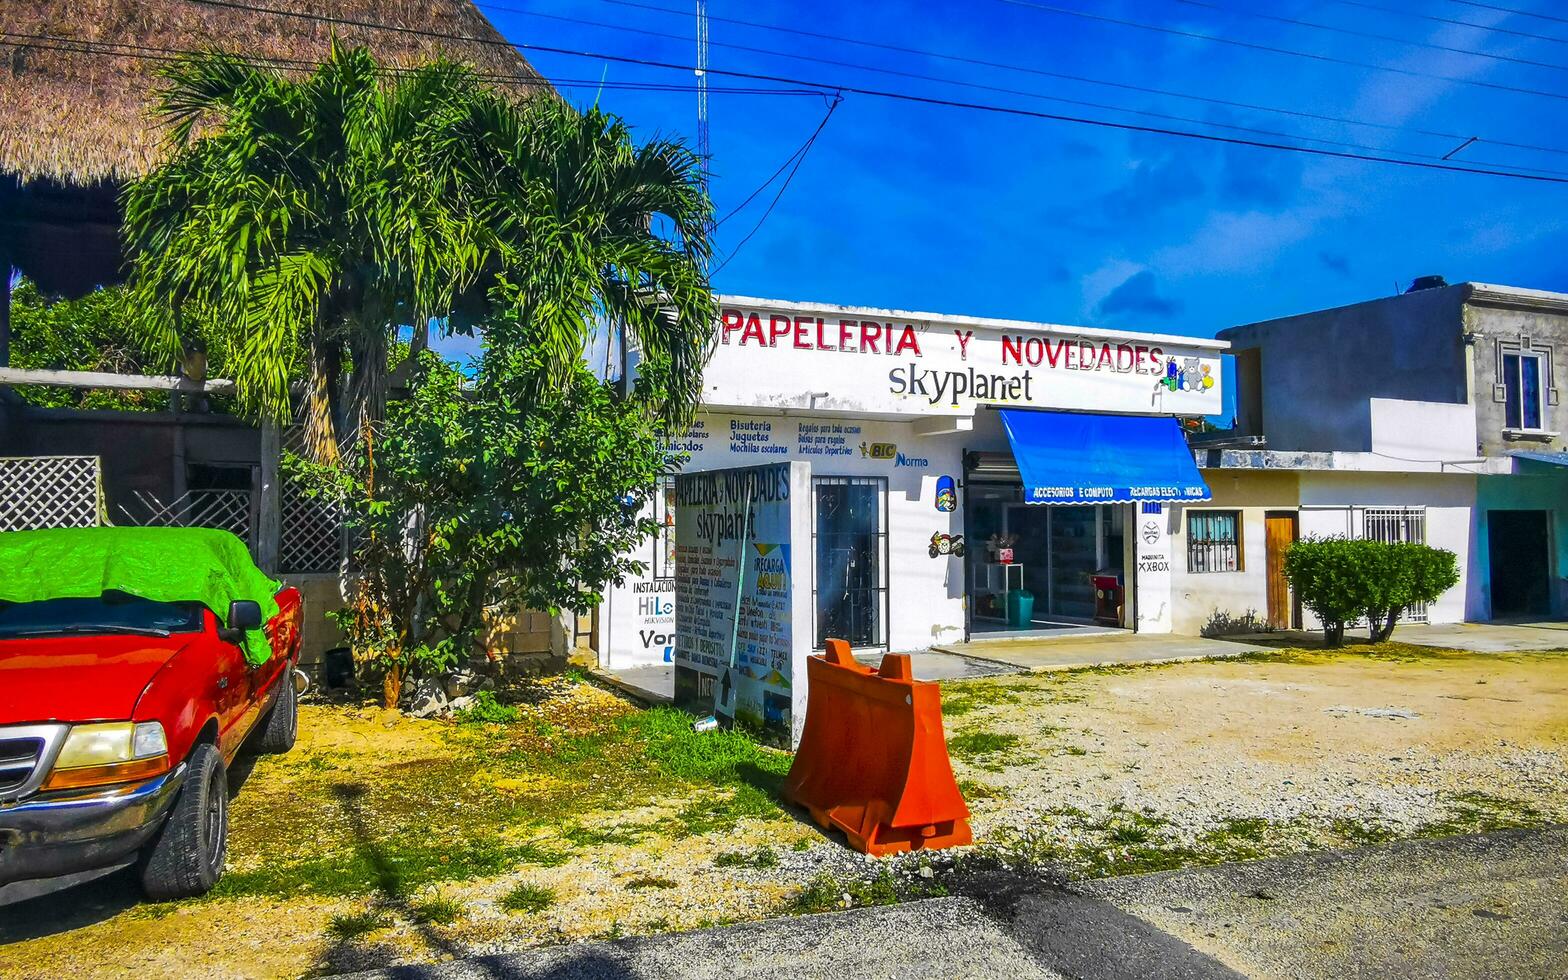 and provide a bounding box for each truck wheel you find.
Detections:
[140,744,227,900]
[252,671,298,754]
